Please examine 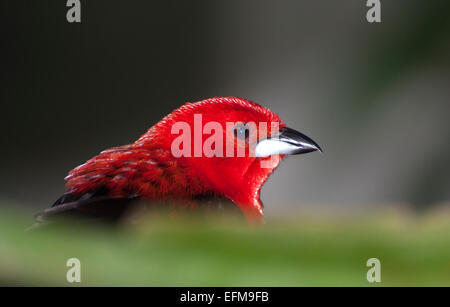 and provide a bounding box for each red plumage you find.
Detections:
[38,97,320,225]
